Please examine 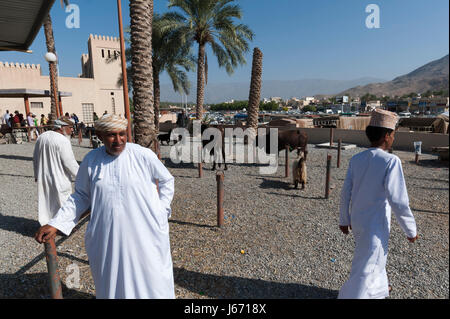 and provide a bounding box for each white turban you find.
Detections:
[53,117,74,129]
[94,114,128,133]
